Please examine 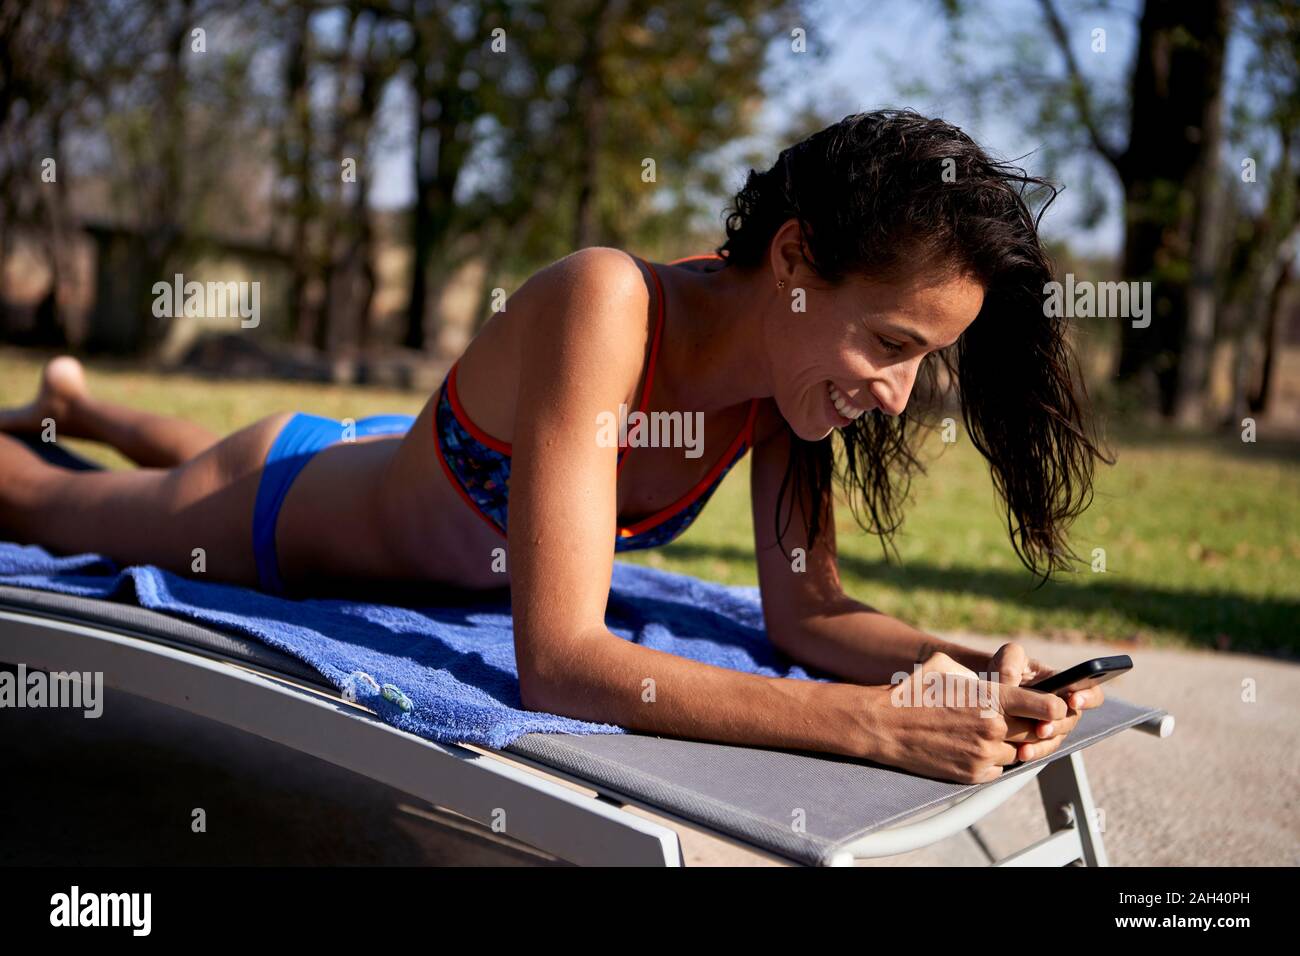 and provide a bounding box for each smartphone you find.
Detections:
[1024,655,1132,697]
